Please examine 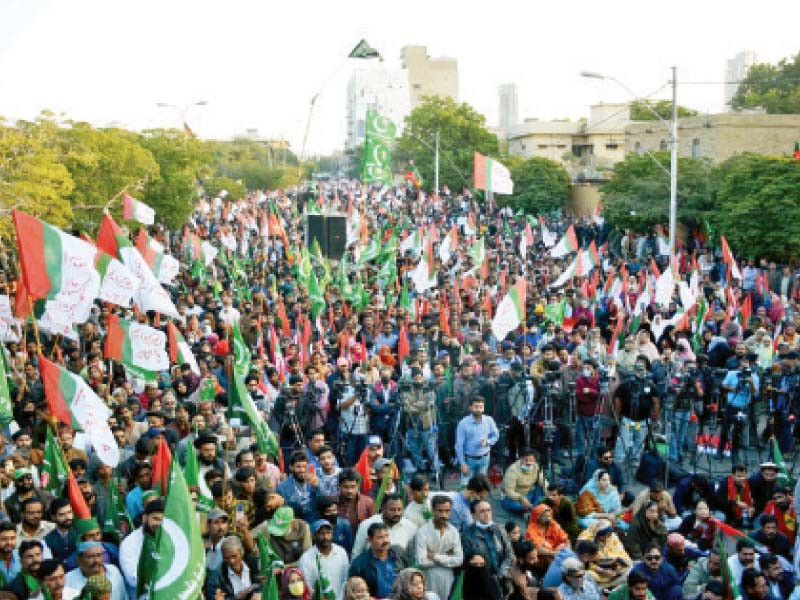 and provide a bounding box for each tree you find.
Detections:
[59,123,159,230]
[711,153,800,261]
[0,113,74,239]
[203,176,245,201]
[732,52,800,114]
[138,129,211,230]
[504,156,571,214]
[601,152,715,232]
[396,96,498,193]
[629,100,697,121]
